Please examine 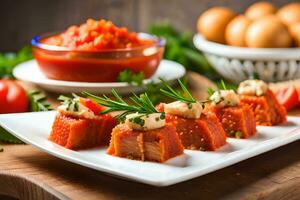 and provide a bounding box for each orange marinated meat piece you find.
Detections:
[240,90,287,126]
[156,103,227,150]
[211,105,257,138]
[165,113,227,150]
[49,113,117,150]
[107,124,184,162]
